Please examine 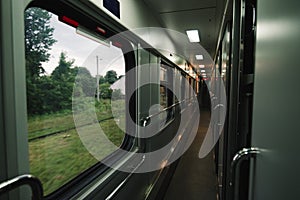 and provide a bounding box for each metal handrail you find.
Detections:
[230,147,260,200]
[0,174,43,200]
[140,101,182,127]
[139,98,198,127]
